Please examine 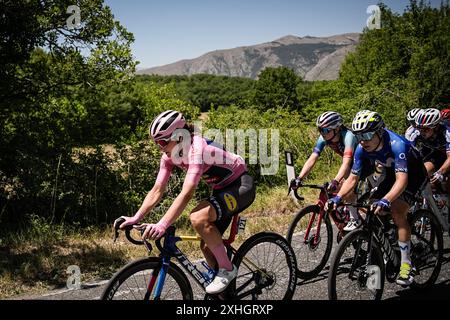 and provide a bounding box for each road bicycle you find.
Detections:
[101,214,297,300]
[327,191,443,300]
[286,182,357,279]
